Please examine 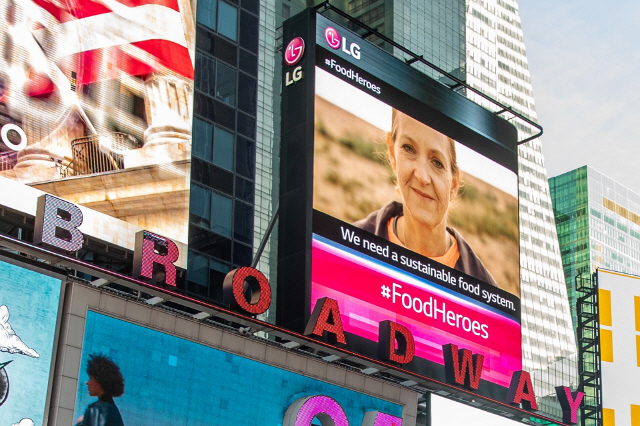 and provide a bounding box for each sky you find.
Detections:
[518,1,640,194]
